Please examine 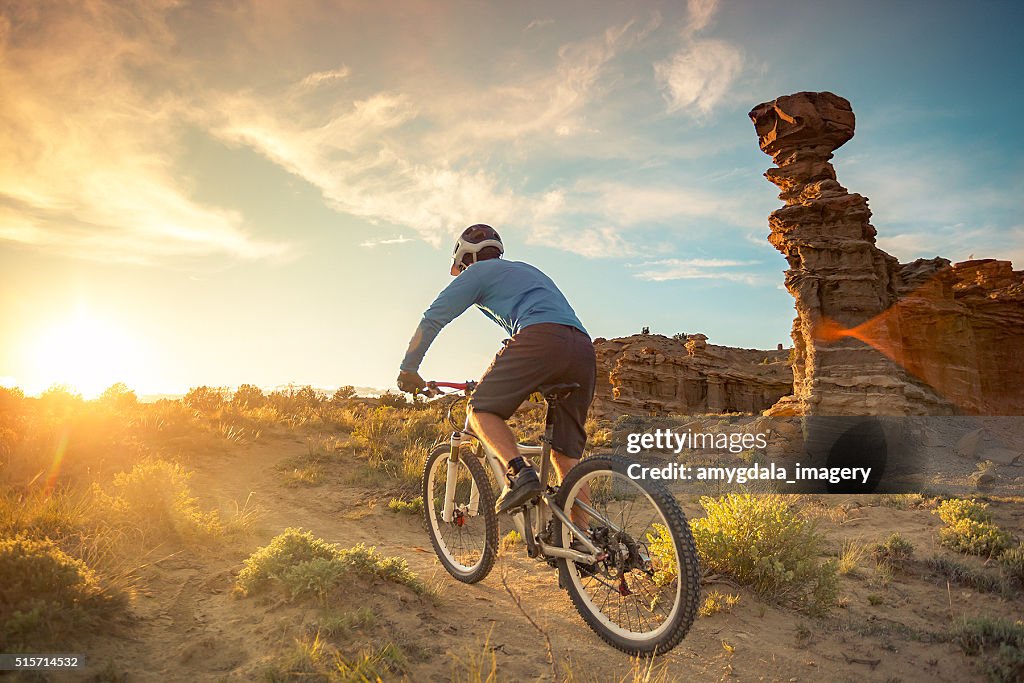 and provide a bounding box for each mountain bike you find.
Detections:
[418,380,700,655]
